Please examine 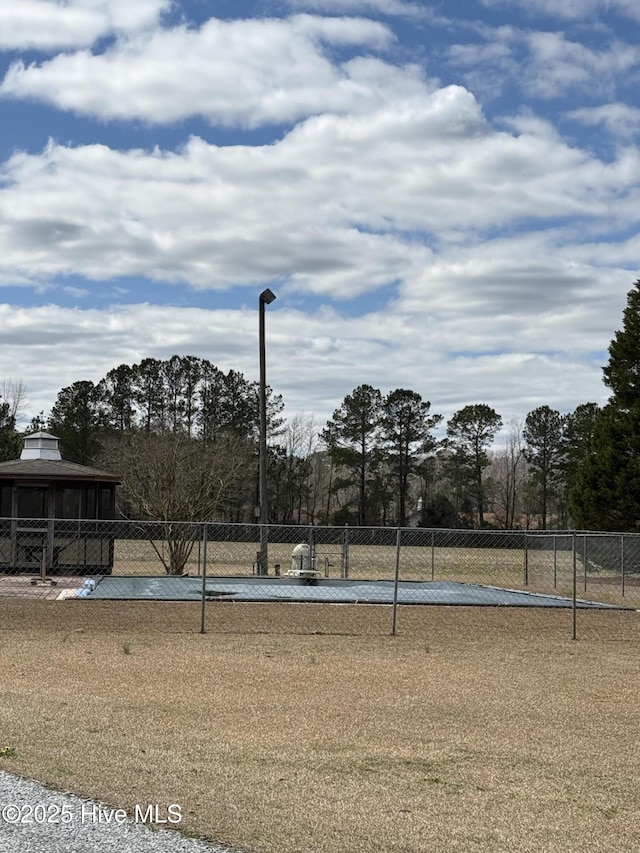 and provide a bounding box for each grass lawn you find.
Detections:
[113,539,569,583]
[1,600,639,852]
